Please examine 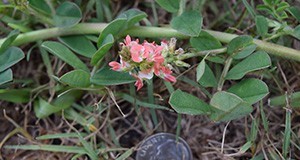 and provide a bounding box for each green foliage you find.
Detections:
[171,10,203,37]
[228,78,269,104]
[58,35,96,58]
[0,69,13,86]
[227,35,255,58]
[0,30,19,54]
[60,70,91,88]
[169,89,211,115]
[34,91,82,118]
[90,66,135,86]
[255,15,268,36]
[288,6,300,22]
[226,51,271,80]
[190,31,222,50]
[41,41,89,72]
[54,2,82,27]
[155,0,180,13]
[91,34,114,65]
[0,89,30,103]
[28,0,51,16]
[209,91,253,122]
